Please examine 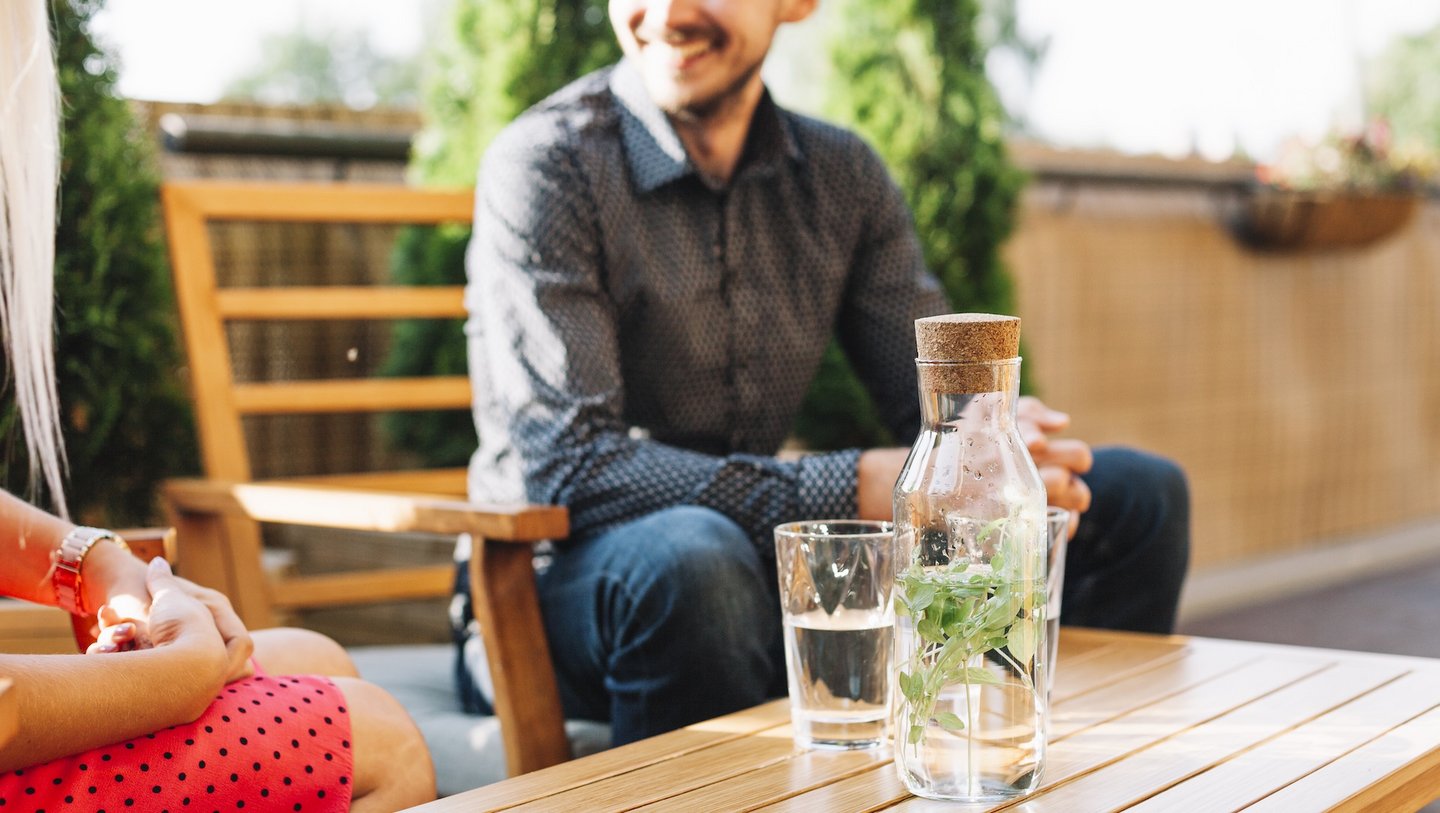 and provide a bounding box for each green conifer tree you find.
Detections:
[384,0,619,465]
[793,0,1026,449]
[0,0,197,522]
